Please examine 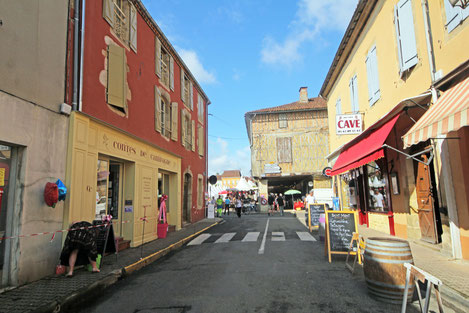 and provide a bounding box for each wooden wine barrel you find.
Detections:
[363,237,414,304]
